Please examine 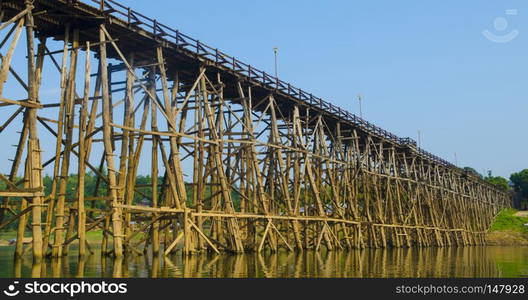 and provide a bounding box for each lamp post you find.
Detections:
[357,94,363,118]
[273,47,278,79]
